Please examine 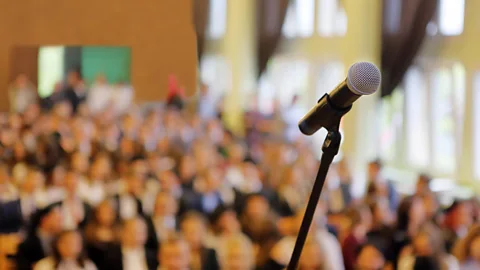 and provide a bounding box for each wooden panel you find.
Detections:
[8,46,39,86]
[0,0,197,111]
